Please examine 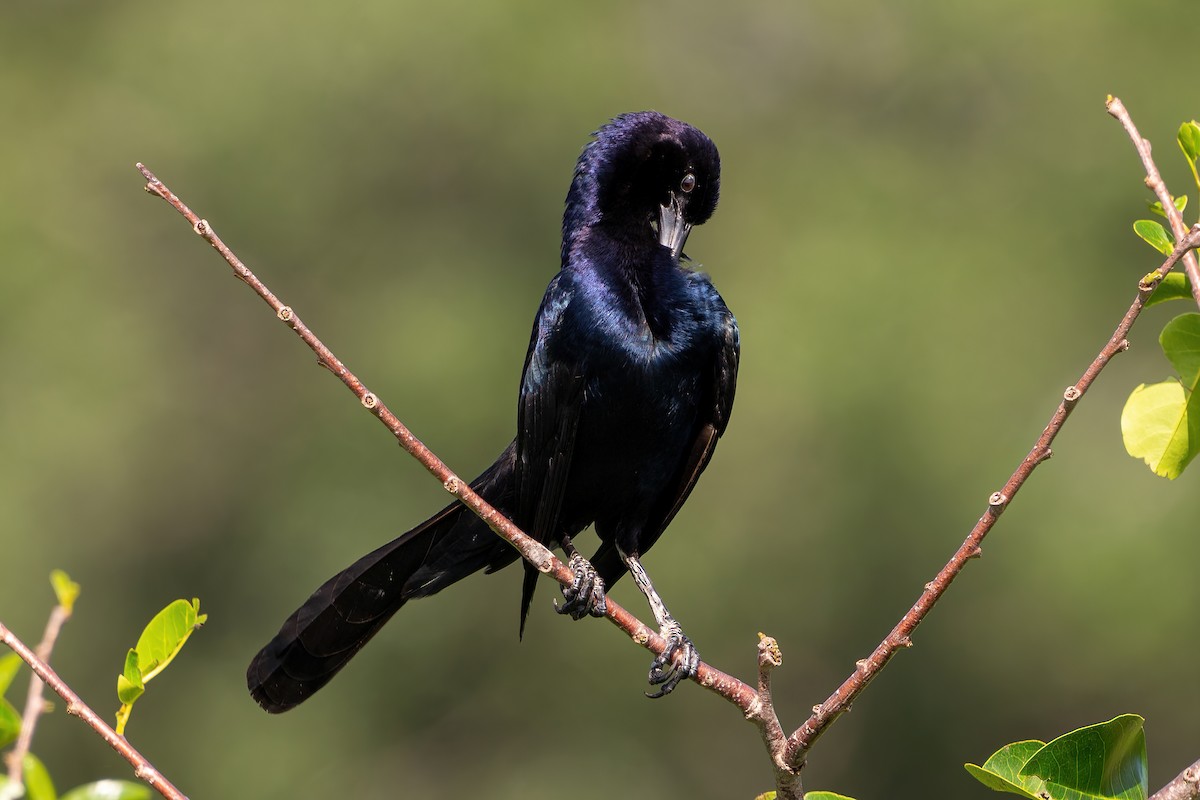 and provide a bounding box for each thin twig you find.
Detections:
[1107,96,1200,309]
[3,602,72,791]
[0,621,187,800]
[1151,757,1200,800]
[781,143,1200,766]
[747,634,799,799]
[133,163,759,713]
